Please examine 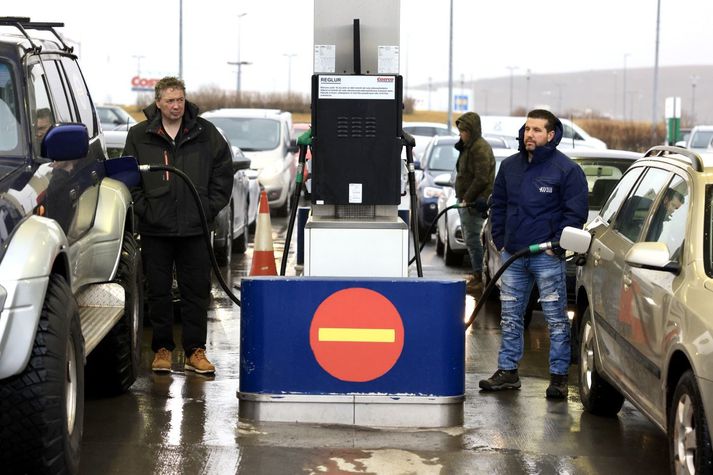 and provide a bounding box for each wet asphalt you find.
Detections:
[79,216,668,475]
